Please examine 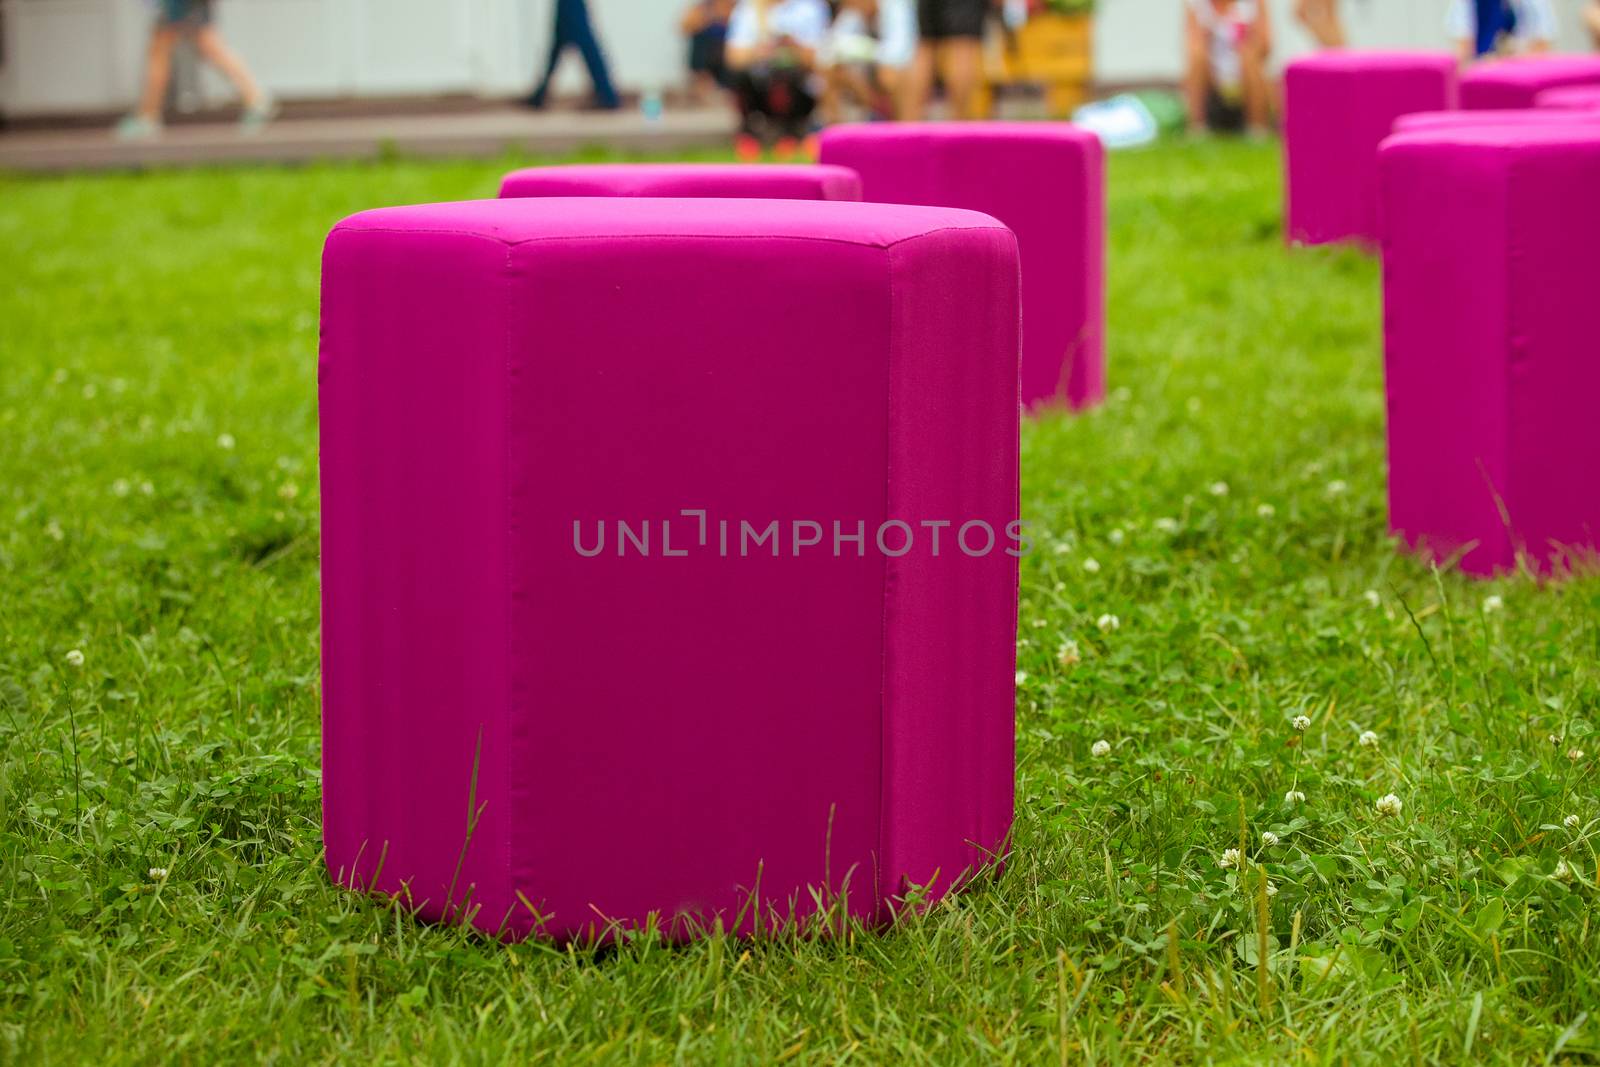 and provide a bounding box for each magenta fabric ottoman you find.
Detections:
[818,122,1105,412]
[319,197,1021,941]
[1284,51,1458,246]
[1536,85,1600,112]
[1380,127,1600,576]
[499,162,862,201]
[1393,109,1600,134]
[1461,56,1600,110]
